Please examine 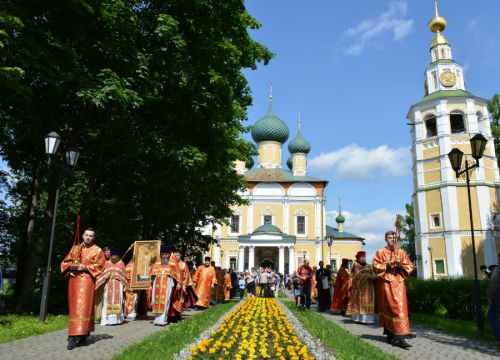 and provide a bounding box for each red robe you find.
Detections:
[373,246,414,336]
[61,243,105,336]
[330,265,351,312]
[193,265,217,308]
[223,273,232,301]
[150,256,181,315]
[346,262,376,317]
[95,260,127,318]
